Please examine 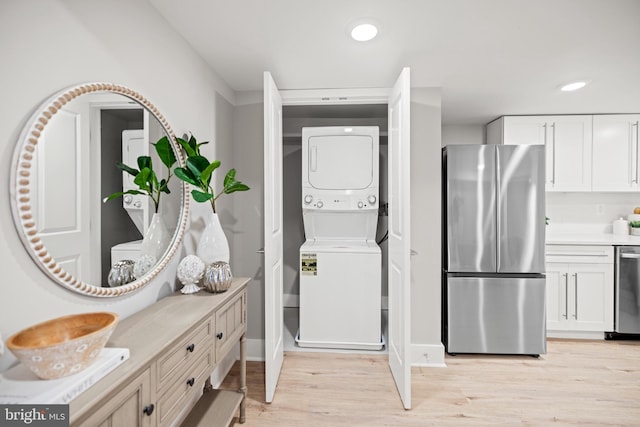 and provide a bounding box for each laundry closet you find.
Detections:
[280,103,389,352]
